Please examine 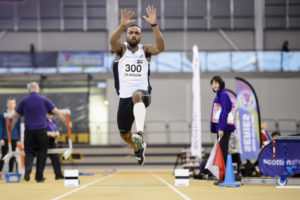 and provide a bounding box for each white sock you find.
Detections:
[133,102,146,133]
